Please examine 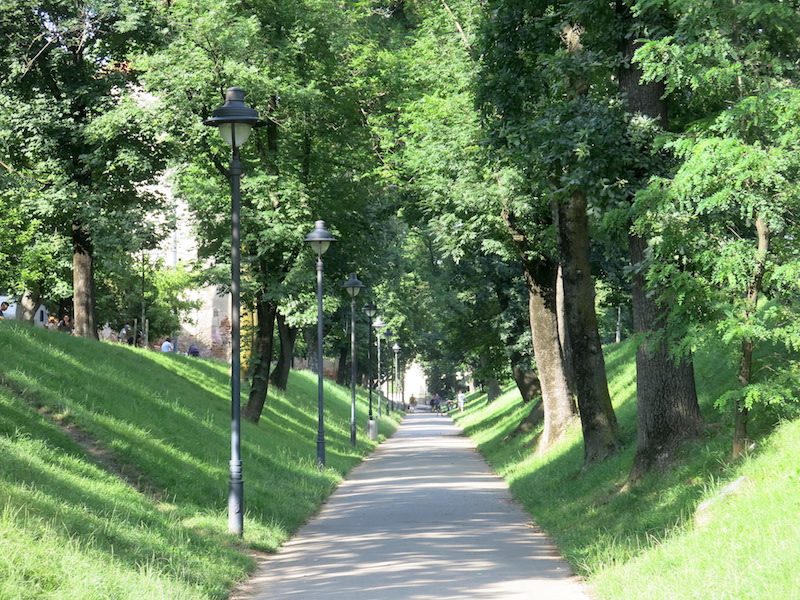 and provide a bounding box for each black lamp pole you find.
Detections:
[305,221,336,467]
[362,303,377,437]
[373,316,385,419]
[384,330,393,415]
[204,87,263,537]
[393,342,400,412]
[343,273,364,447]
